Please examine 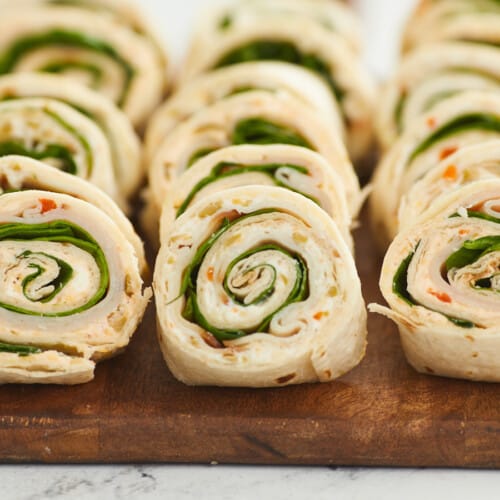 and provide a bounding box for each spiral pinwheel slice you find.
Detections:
[0,6,165,127]
[0,155,146,274]
[146,91,359,240]
[145,62,344,164]
[181,17,376,165]
[154,186,367,387]
[0,0,159,39]
[400,141,500,232]
[403,0,500,53]
[0,190,150,385]
[371,90,500,248]
[371,201,500,382]
[376,42,500,150]
[190,0,362,56]
[0,73,141,199]
[159,144,353,250]
[0,96,122,205]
